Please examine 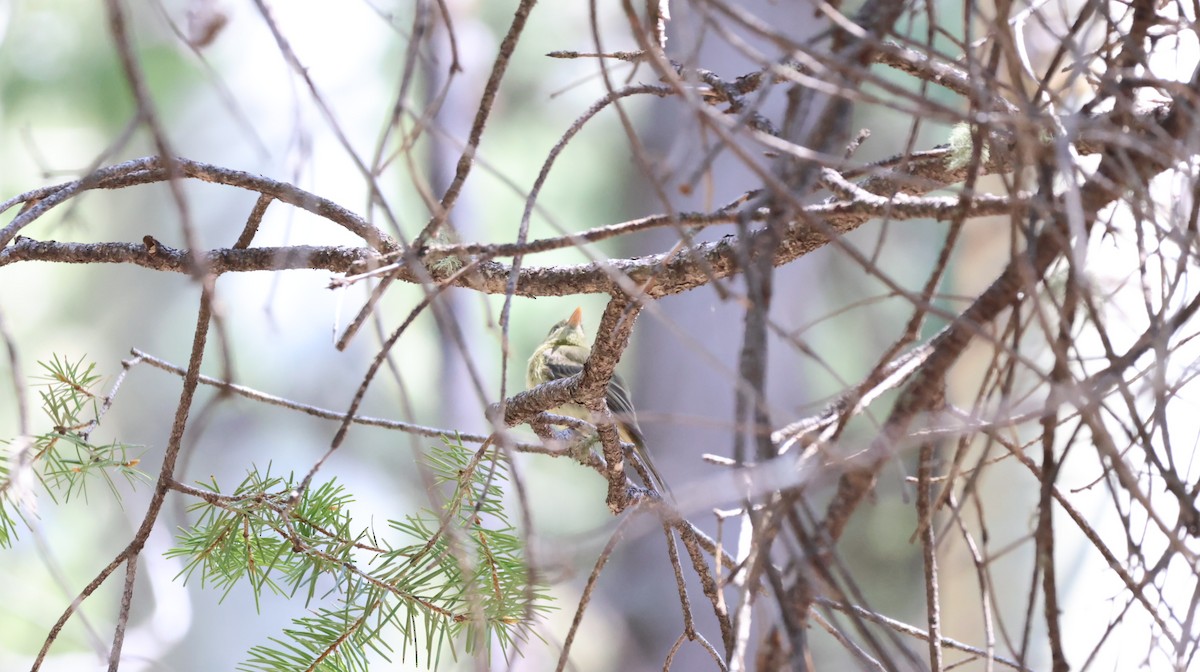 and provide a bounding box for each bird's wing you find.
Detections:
[544,347,645,445]
[545,352,663,491]
[606,372,645,446]
[544,357,584,382]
